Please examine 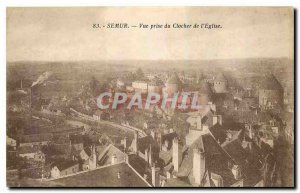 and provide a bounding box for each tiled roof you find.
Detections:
[18,145,40,154]
[54,160,78,171]
[215,72,227,82]
[164,177,193,187]
[137,135,154,153]
[50,162,151,187]
[259,74,283,90]
[176,133,238,186]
